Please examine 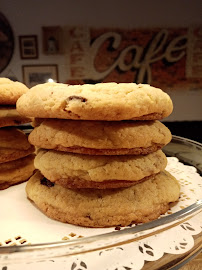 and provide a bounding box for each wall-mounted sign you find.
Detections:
[65,26,202,91]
